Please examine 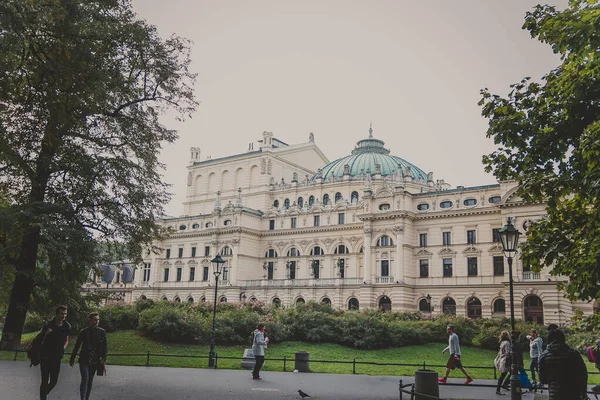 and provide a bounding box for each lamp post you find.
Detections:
[208,255,225,368]
[499,217,522,400]
[426,293,432,313]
